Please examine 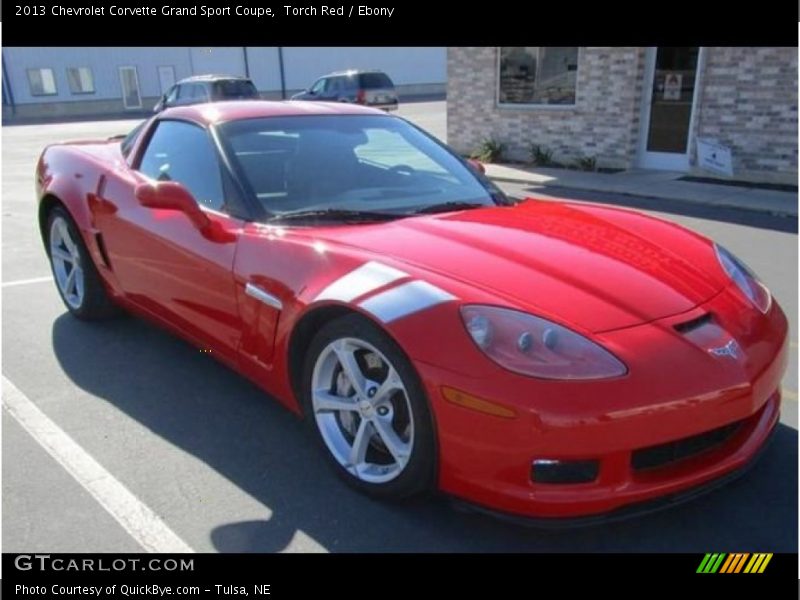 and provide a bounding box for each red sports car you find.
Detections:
[36,101,788,523]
